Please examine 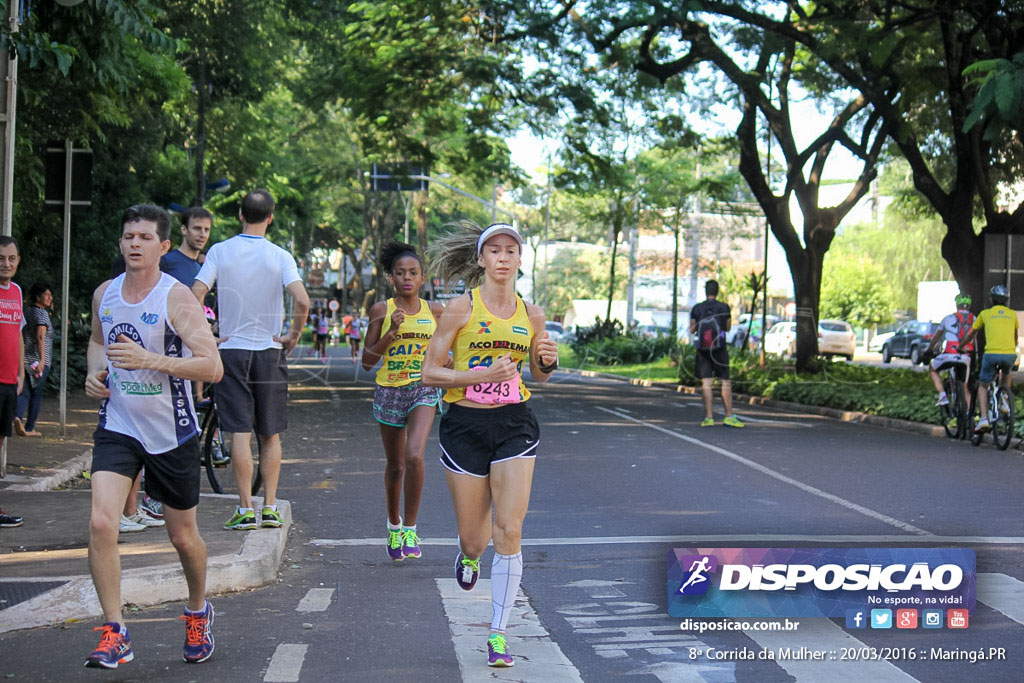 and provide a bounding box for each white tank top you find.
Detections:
[97,273,198,453]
